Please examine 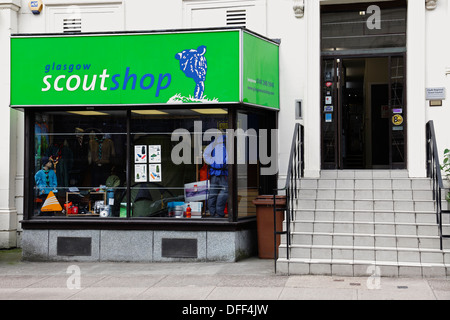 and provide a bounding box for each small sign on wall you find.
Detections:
[426,87,446,100]
[29,0,43,14]
[426,88,445,107]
